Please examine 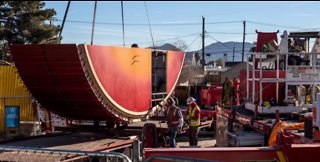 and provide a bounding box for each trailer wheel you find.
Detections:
[142,123,158,148]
